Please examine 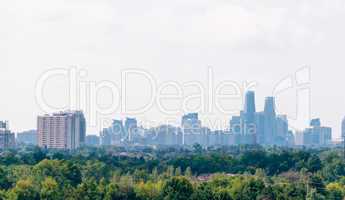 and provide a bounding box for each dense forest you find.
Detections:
[1,145,345,200]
